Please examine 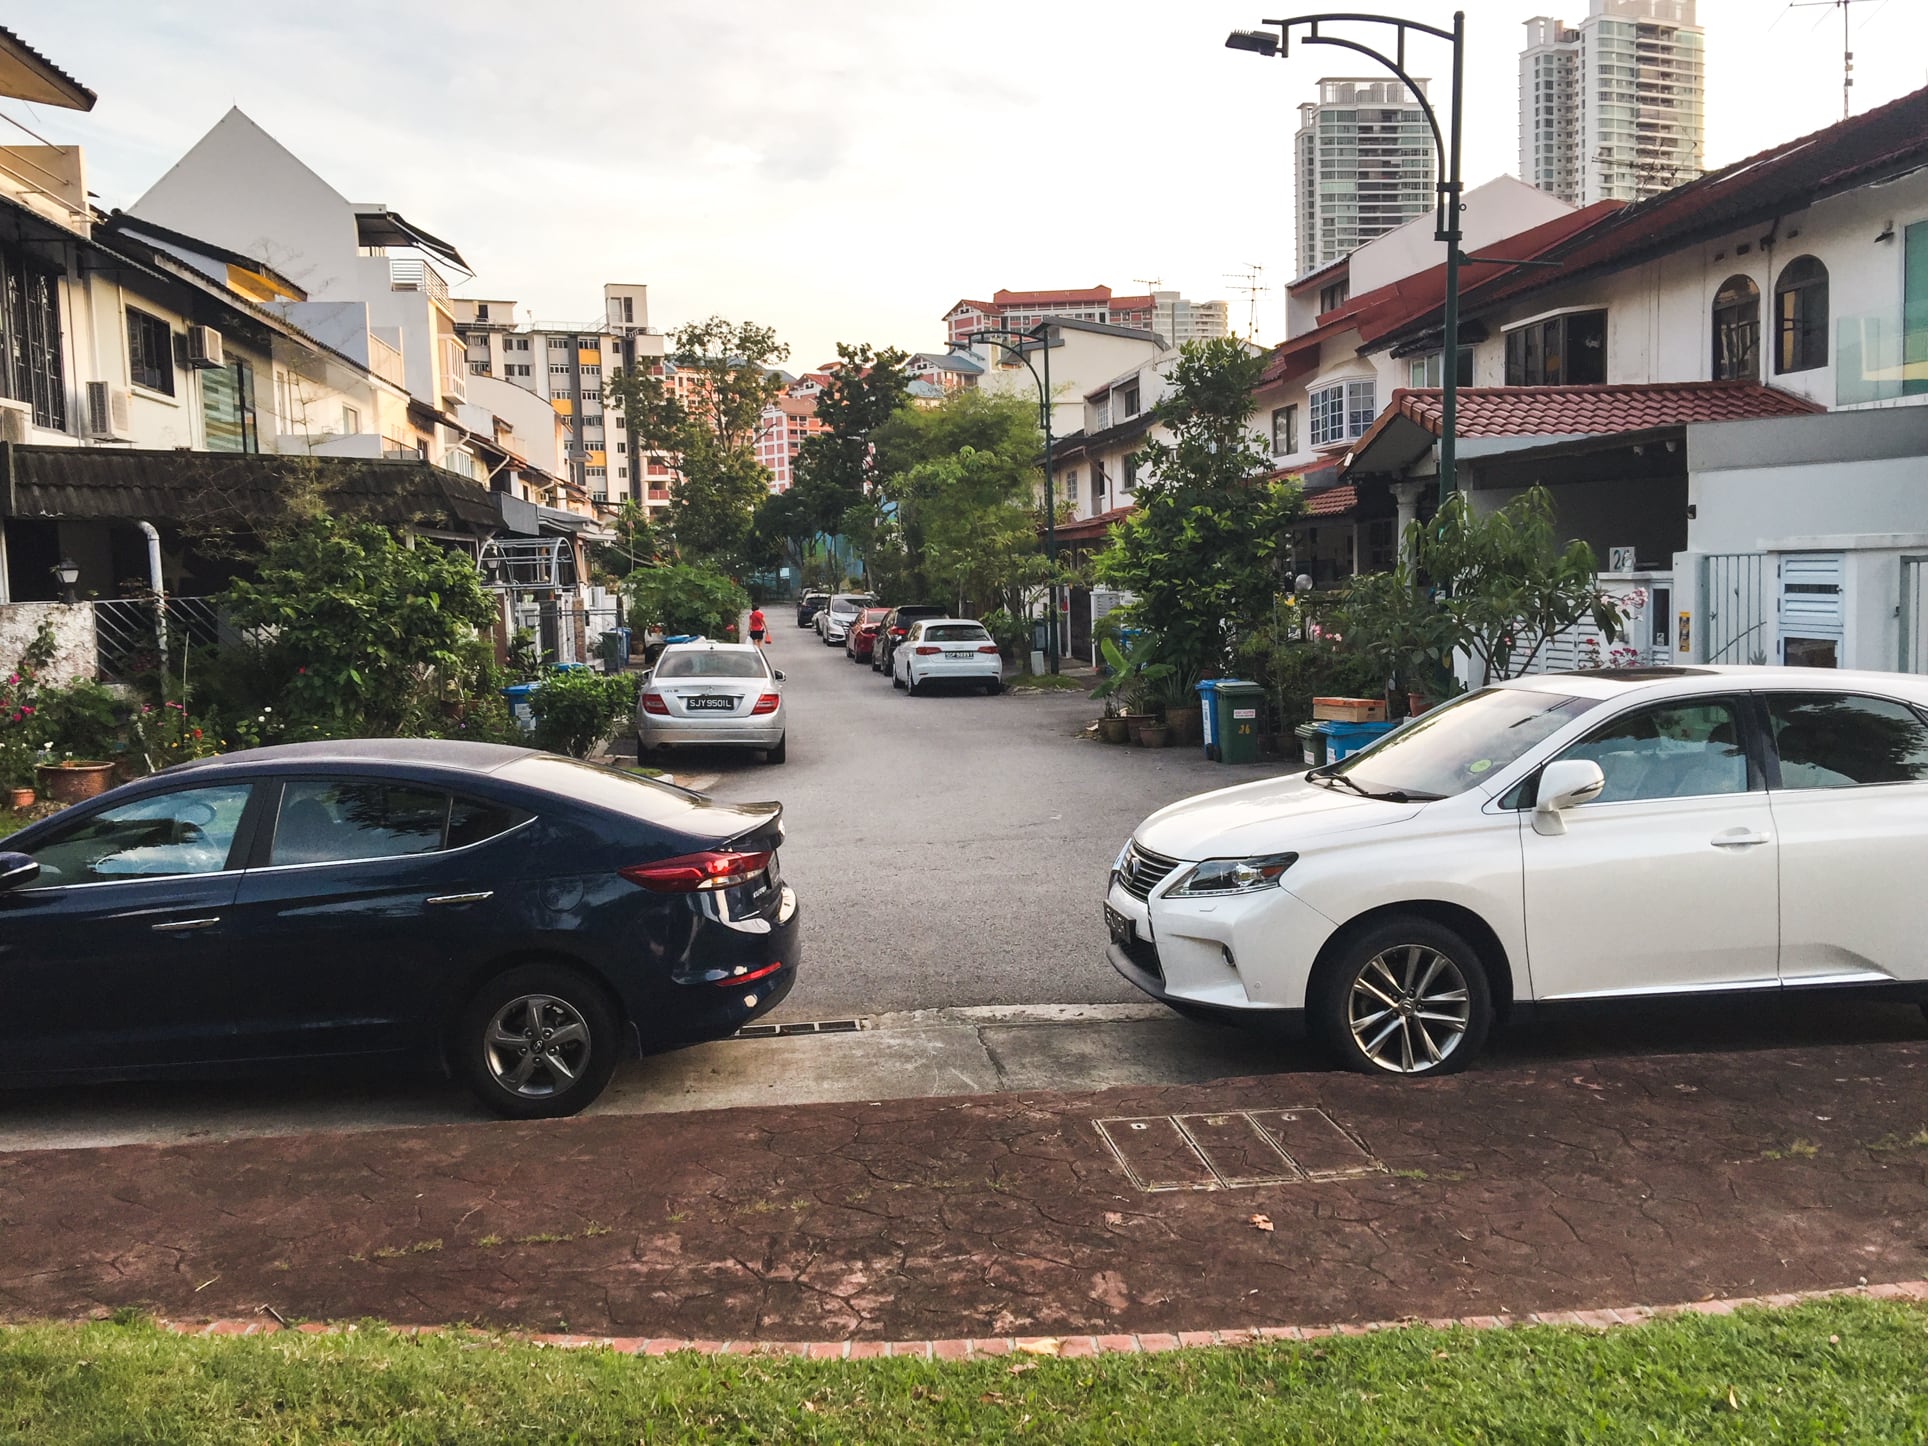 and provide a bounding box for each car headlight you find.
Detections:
[1166,853,1298,897]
